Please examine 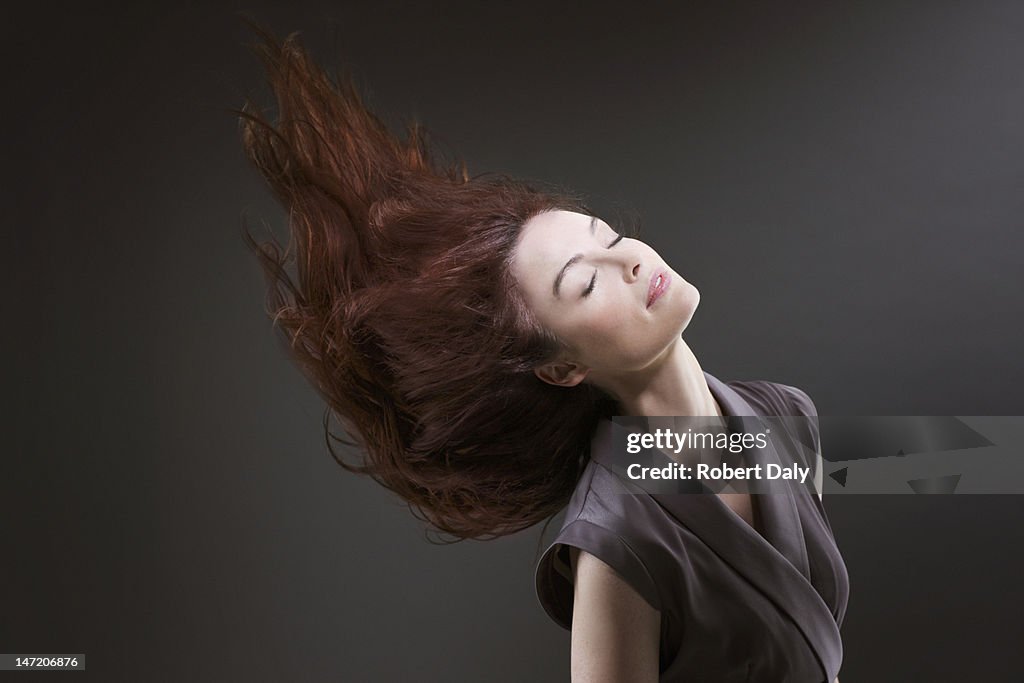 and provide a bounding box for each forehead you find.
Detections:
[512,209,595,304]
[515,209,592,268]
